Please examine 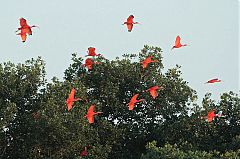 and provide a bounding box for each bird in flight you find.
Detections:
[123,15,139,32]
[141,56,158,68]
[82,58,99,70]
[146,86,163,99]
[16,18,38,42]
[205,78,221,84]
[86,47,102,57]
[205,110,223,122]
[66,88,80,111]
[172,36,187,50]
[128,94,144,110]
[84,105,103,124]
